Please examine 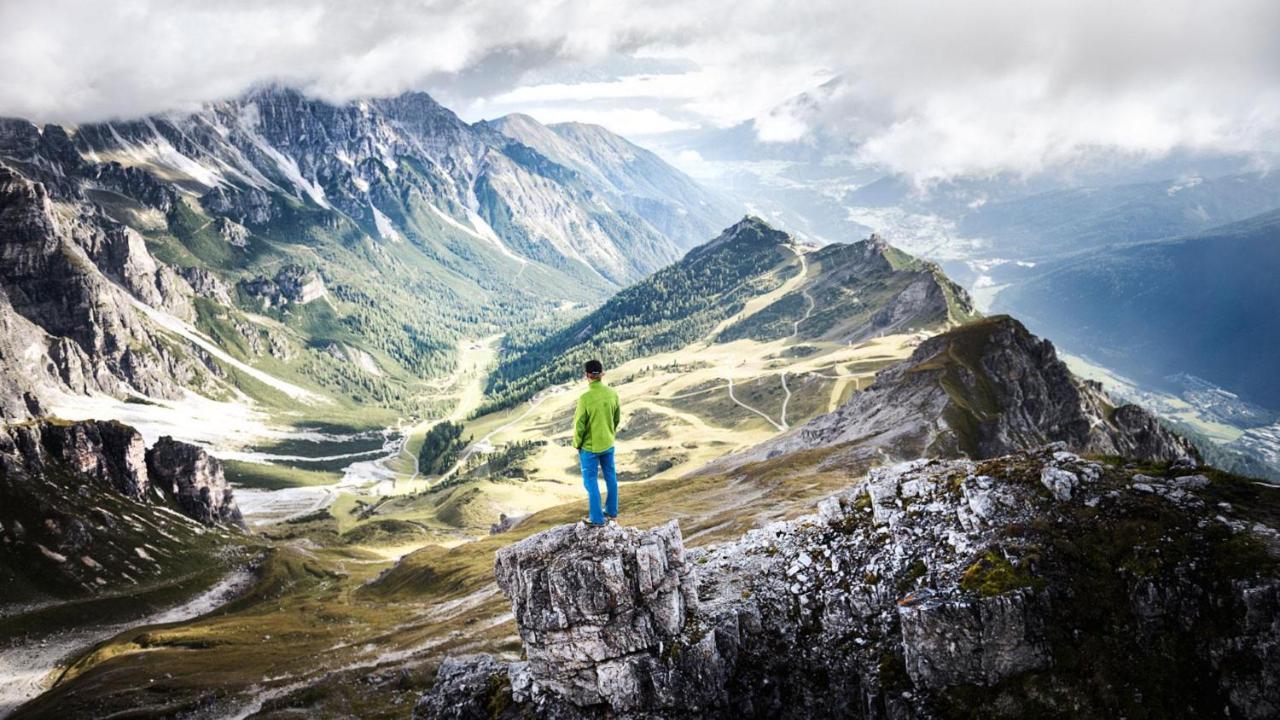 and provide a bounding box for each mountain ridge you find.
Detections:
[716,315,1193,471]
[0,86,735,423]
[479,217,973,413]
